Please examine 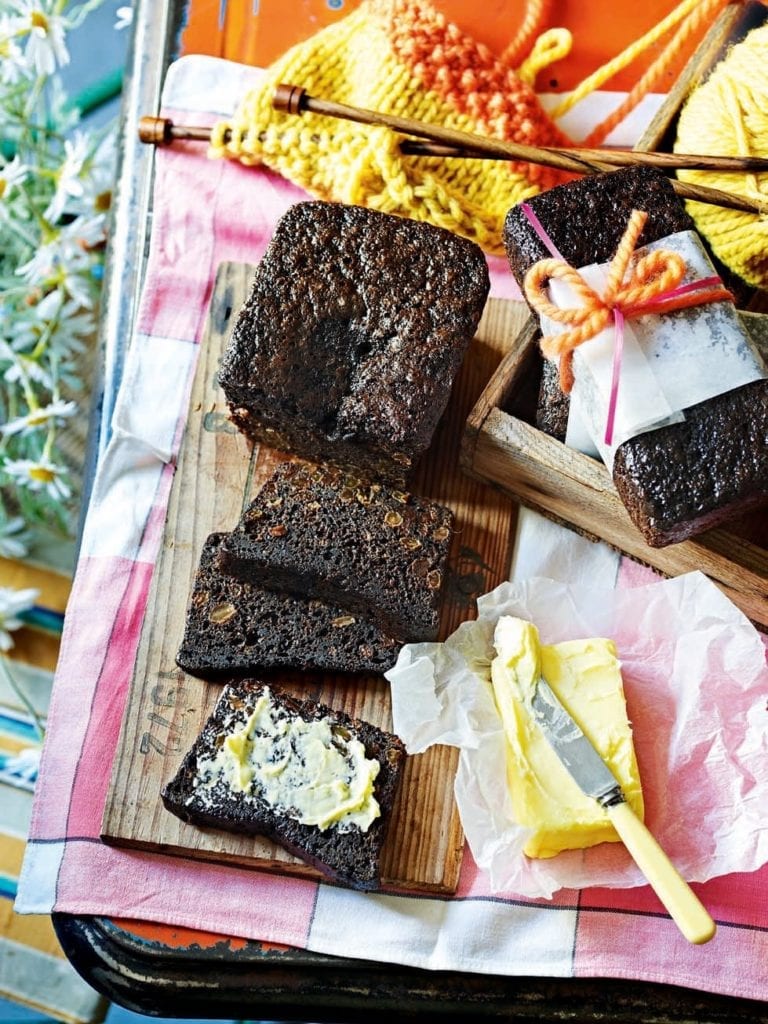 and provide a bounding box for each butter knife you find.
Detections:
[531,676,716,945]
